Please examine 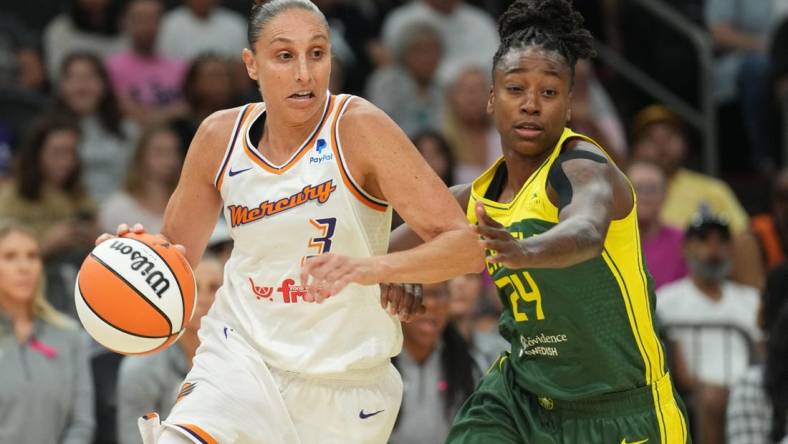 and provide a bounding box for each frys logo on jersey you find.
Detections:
[227,179,337,228]
[248,277,308,303]
[309,139,333,165]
